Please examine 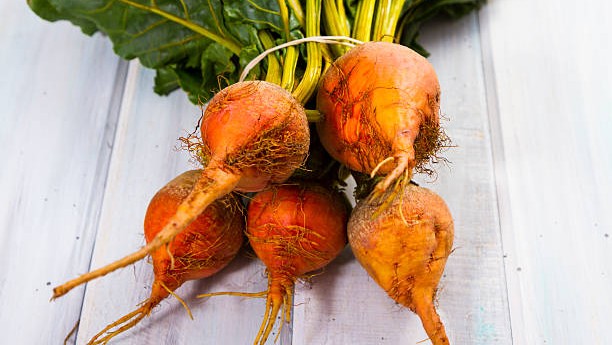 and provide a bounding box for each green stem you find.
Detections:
[278,0,298,91]
[322,0,350,57]
[291,0,323,104]
[387,0,408,42]
[305,109,323,122]
[280,46,298,91]
[373,0,391,41]
[373,0,407,42]
[336,0,351,40]
[258,30,282,85]
[352,0,377,42]
[278,0,292,41]
[397,0,425,40]
[117,0,242,55]
[286,0,305,26]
